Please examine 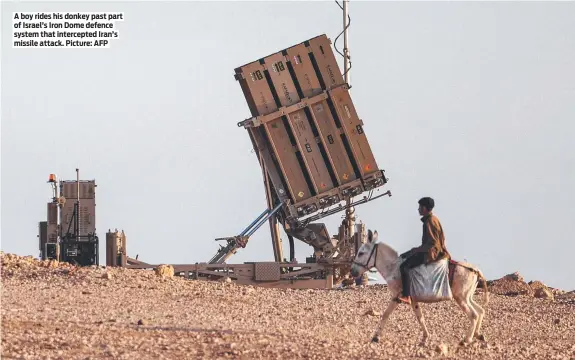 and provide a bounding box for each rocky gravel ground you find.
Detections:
[2,252,575,360]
